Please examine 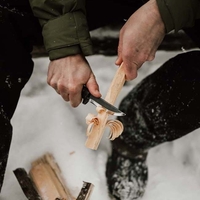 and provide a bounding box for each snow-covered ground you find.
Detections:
[1,50,200,200]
